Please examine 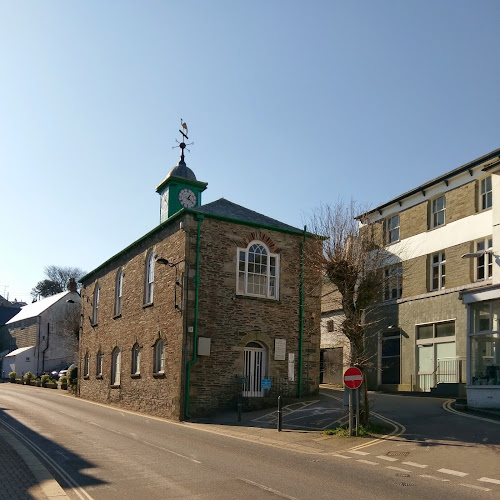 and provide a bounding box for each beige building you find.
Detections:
[78,139,321,420]
[360,147,500,408]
